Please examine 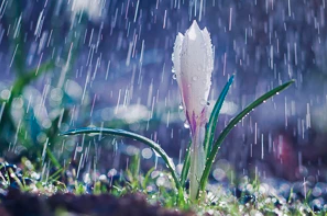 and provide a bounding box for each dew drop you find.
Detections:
[173,74,177,80]
[184,121,190,129]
